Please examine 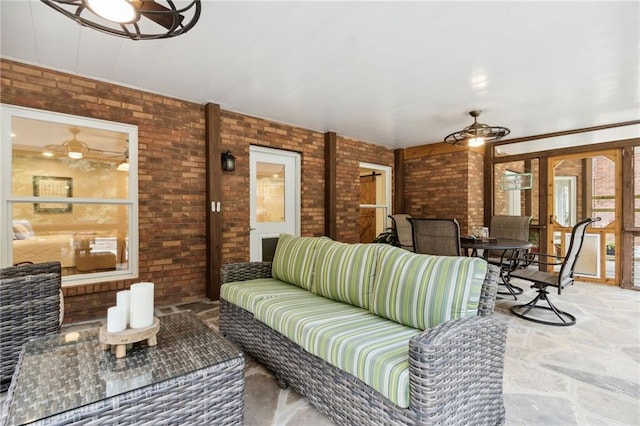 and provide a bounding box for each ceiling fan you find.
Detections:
[44,127,126,161]
[41,0,201,40]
